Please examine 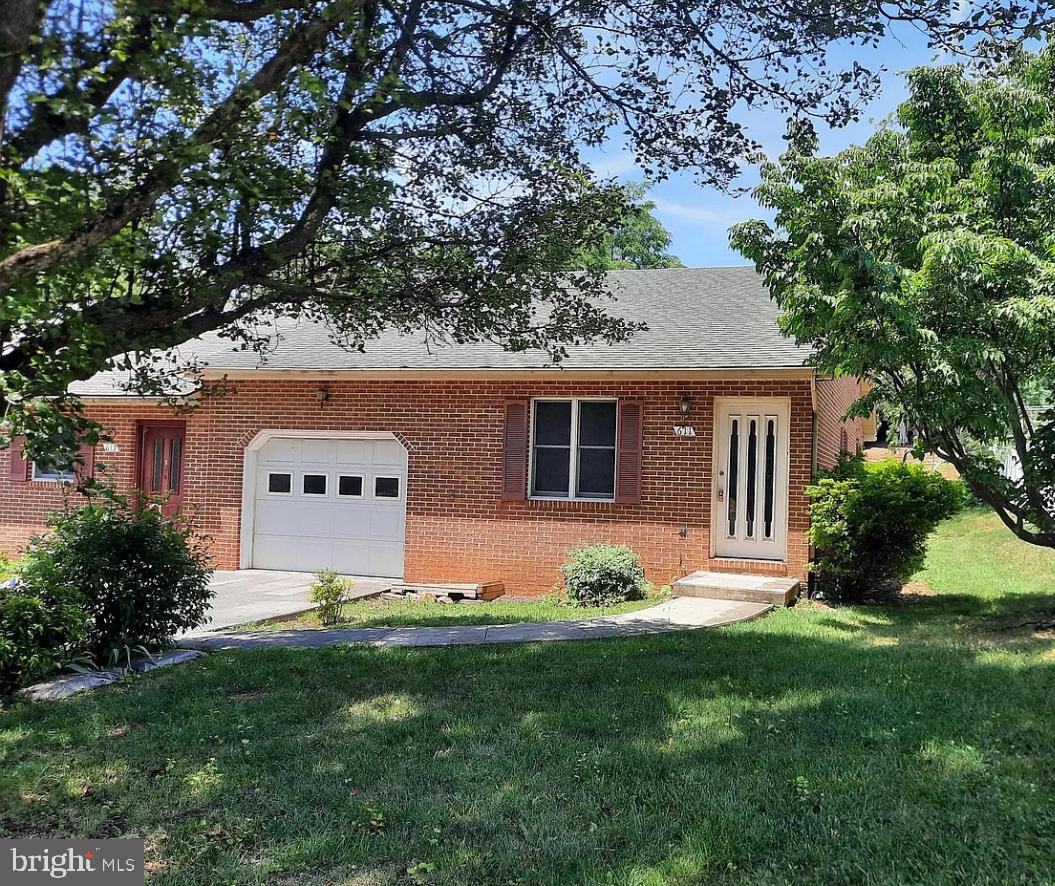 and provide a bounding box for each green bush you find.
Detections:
[18,495,213,663]
[309,570,355,625]
[0,581,90,696]
[561,544,649,606]
[807,456,964,602]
